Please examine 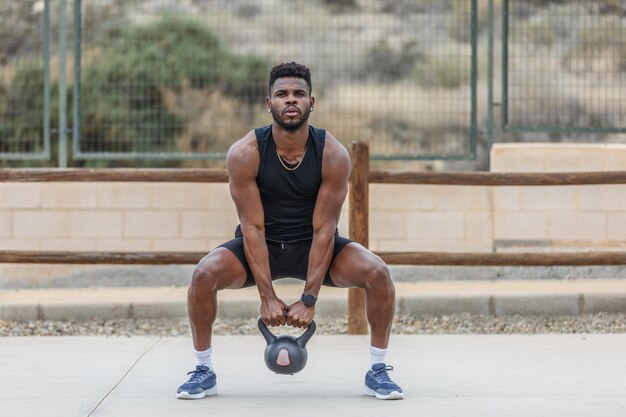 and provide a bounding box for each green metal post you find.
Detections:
[487,0,494,155]
[73,0,81,158]
[501,0,509,129]
[58,0,68,167]
[43,0,51,158]
[470,0,478,159]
